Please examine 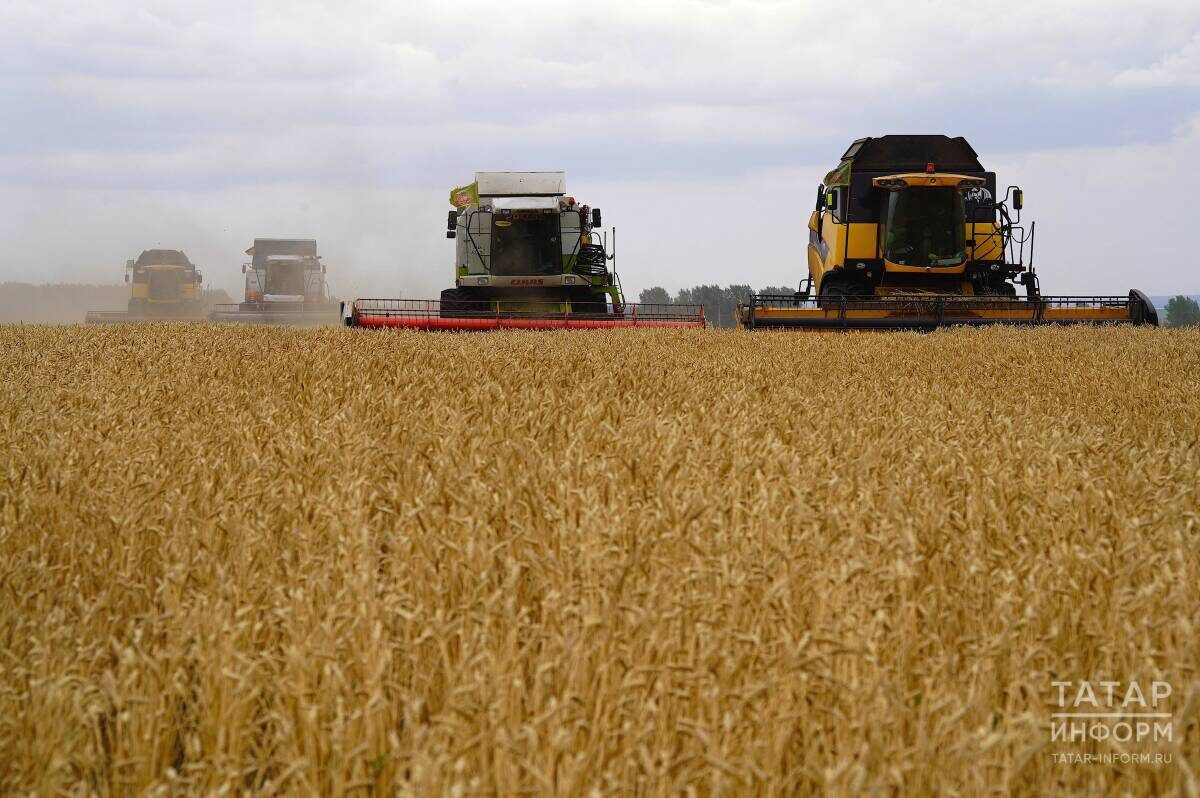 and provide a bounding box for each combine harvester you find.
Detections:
[344,172,704,330]
[737,135,1158,331]
[210,239,340,325]
[85,249,205,324]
